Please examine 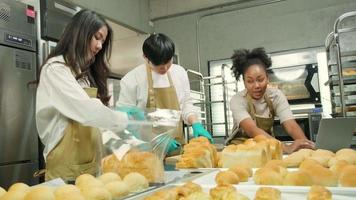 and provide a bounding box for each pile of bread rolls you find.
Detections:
[176,137,218,168]
[0,172,149,200]
[221,135,282,168]
[102,150,164,183]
